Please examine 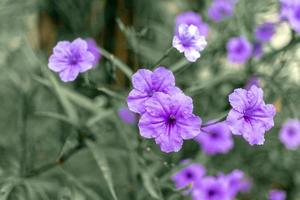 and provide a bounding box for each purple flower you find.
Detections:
[279,0,298,20]
[269,189,286,200]
[138,92,201,153]
[175,11,209,37]
[222,170,251,197]
[118,107,137,124]
[48,38,95,82]
[173,24,207,62]
[255,23,276,43]
[172,163,206,191]
[195,122,233,155]
[192,176,231,200]
[86,38,101,66]
[245,75,260,90]
[287,4,300,33]
[208,0,236,22]
[253,42,263,59]
[127,67,180,114]
[279,119,300,150]
[226,36,253,64]
[226,86,276,145]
